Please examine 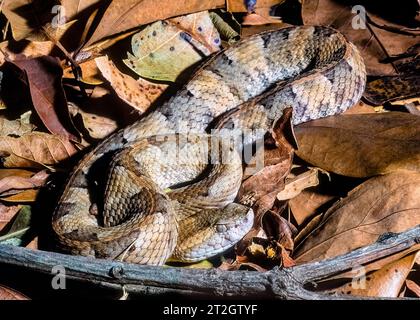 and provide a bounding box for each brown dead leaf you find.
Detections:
[262,209,296,250]
[295,112,420,178]
[0,132,77,168]
[329,251,420,298]
[1,189,39,202]
[242,7,283,26]
[277,168,322,201]
[64,58,103,85]
[85,0,224,47]
[0,117,35,136]
[290,190,335,226]
[2,0,55,41]
[0,169,49,196]
[0,285,29,300]
[68,102,118,140]
[86,0,282,47]
[0,204,21,231]
[9,56,79,141]
[294,172,420,263]
[169,11,221,54]
[26,236,38,250]
[343,101,377,115]
[60,0,103,21]
[406,279,420,297]
[96,56,167,112]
